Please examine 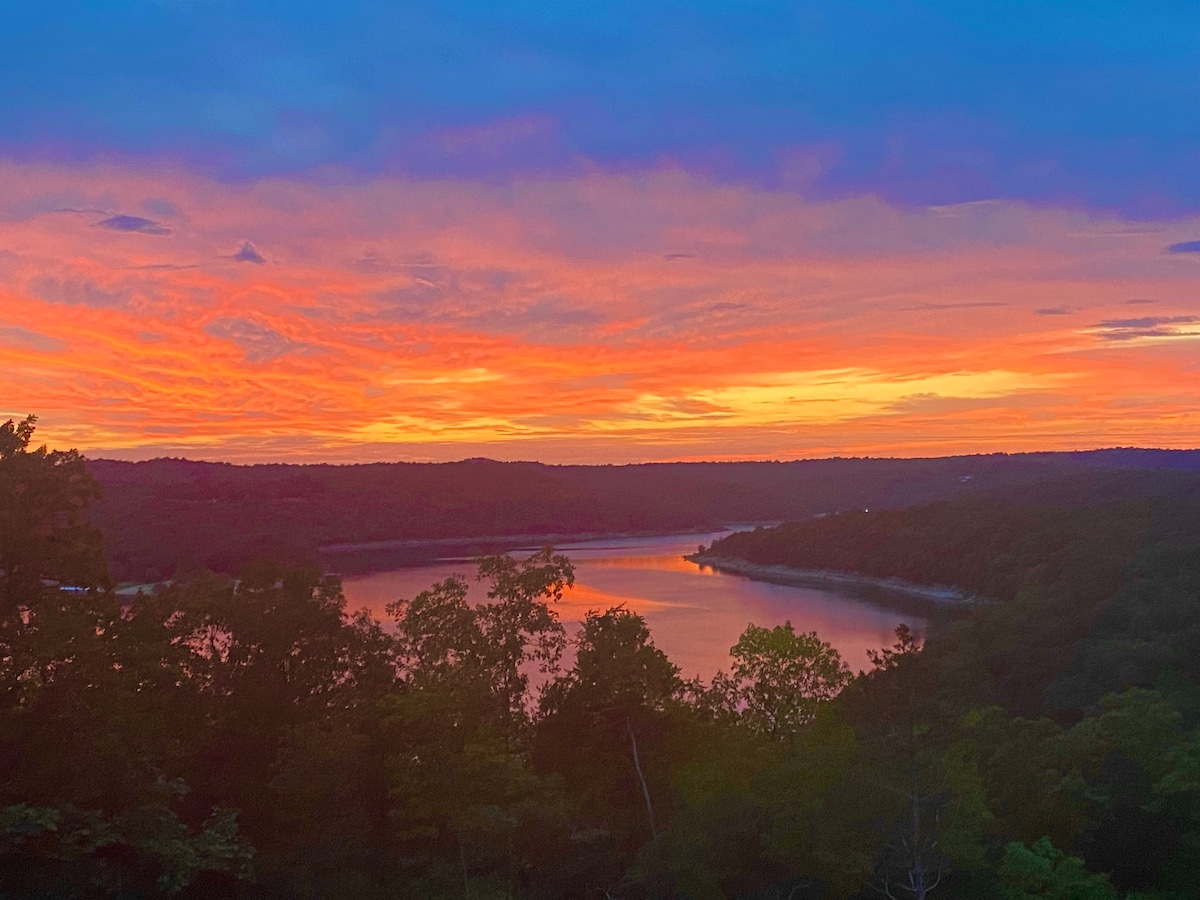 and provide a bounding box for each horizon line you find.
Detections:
[82,445,1200,469]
